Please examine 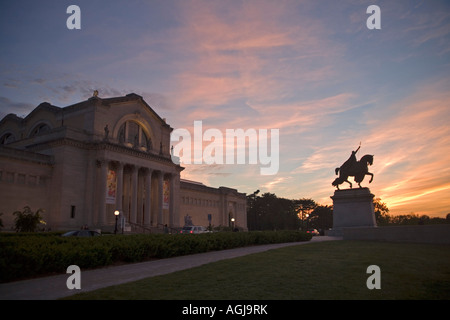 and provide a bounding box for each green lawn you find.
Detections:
[65,240,450,300]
